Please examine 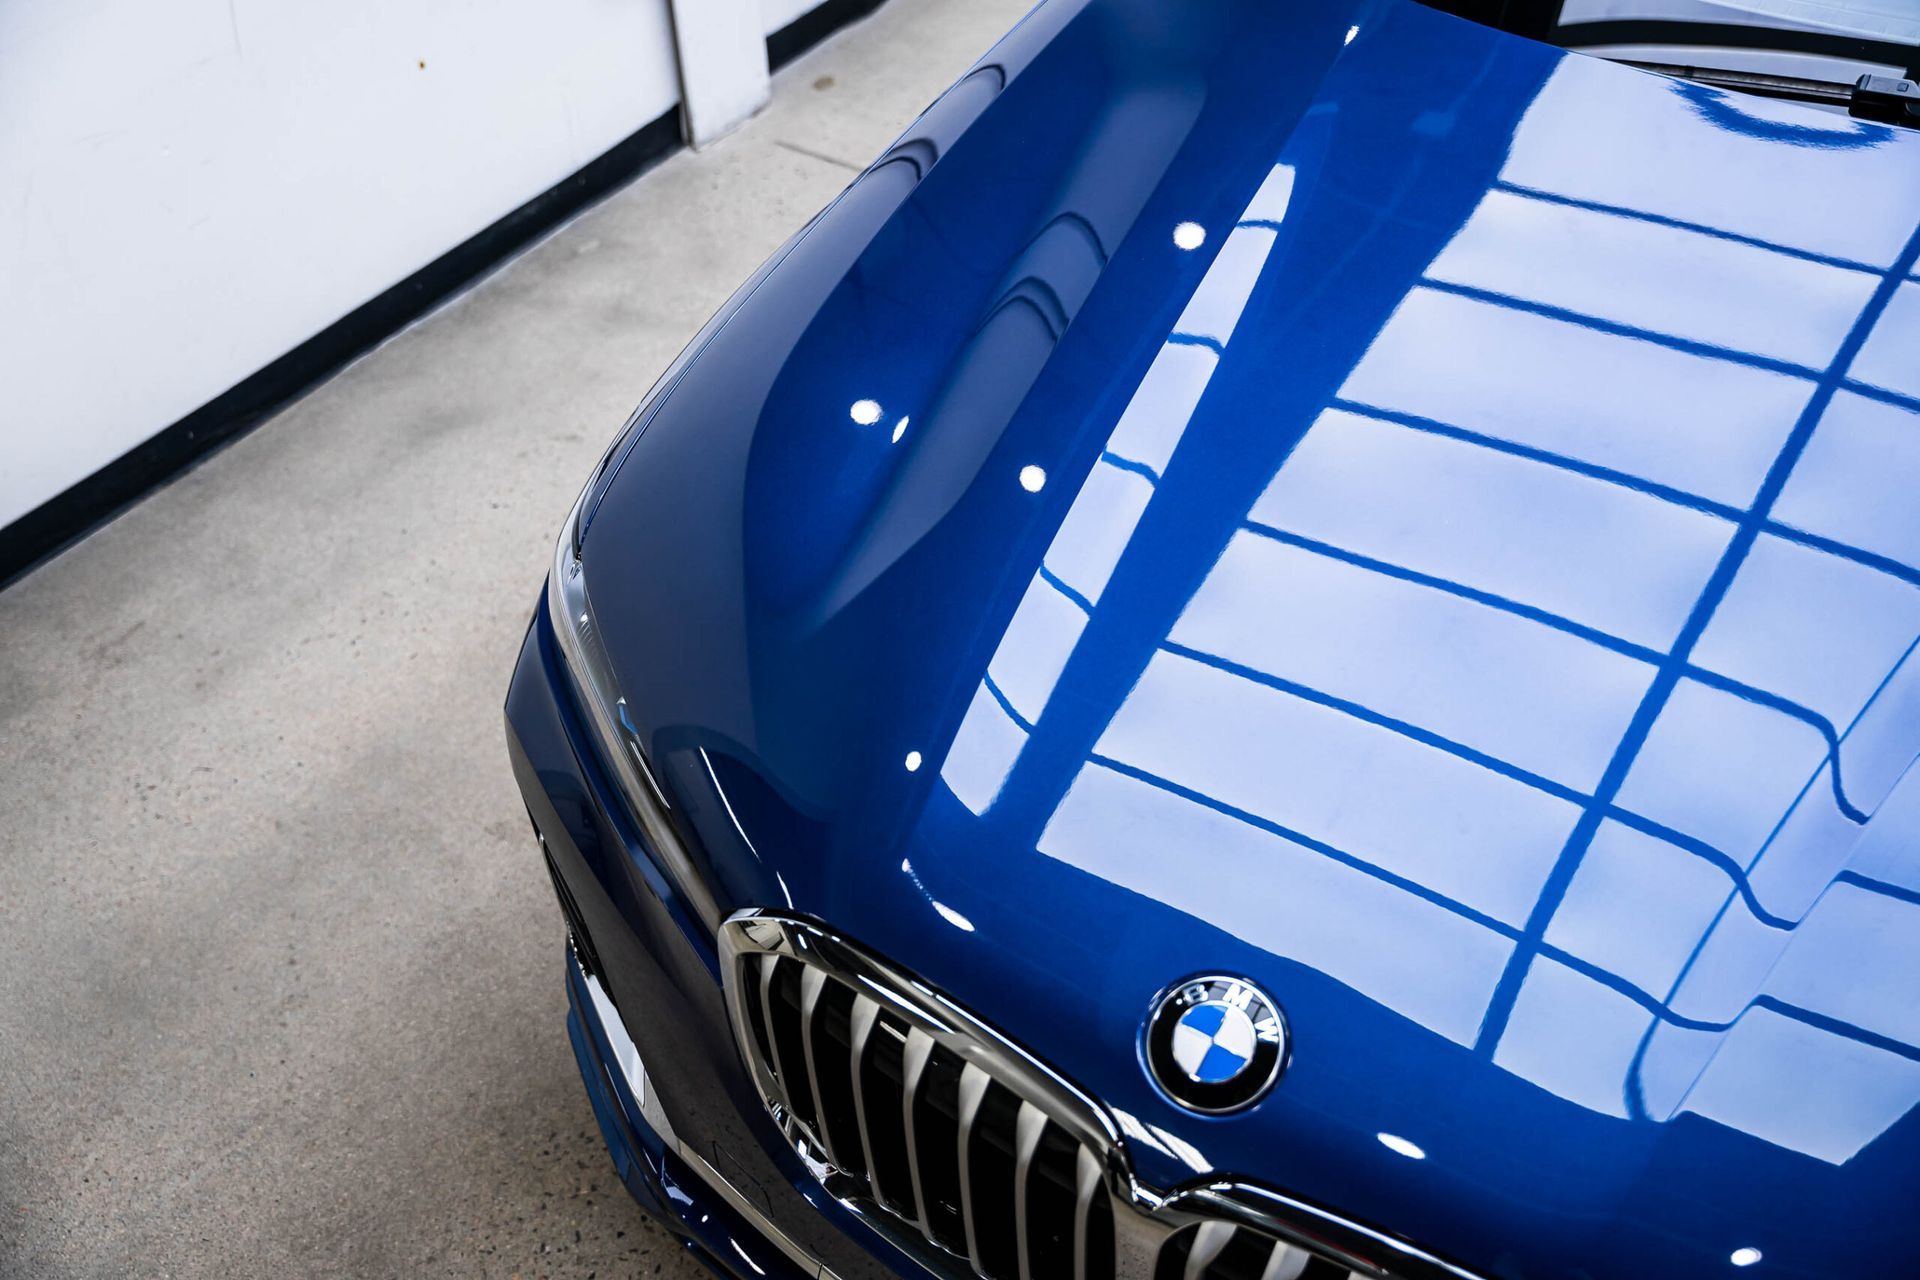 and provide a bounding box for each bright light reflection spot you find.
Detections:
[933,902,976,932]
[1345,24,1359,43]
[904,750,923,772]
[1730,1248,1763,1268]
[892,415,910,443]
[731,1238,768,1275]
[1019,464,1047,492]
[850,398,882,425]
[1173,221,1206,251]
[1376,1132,1426,1160]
